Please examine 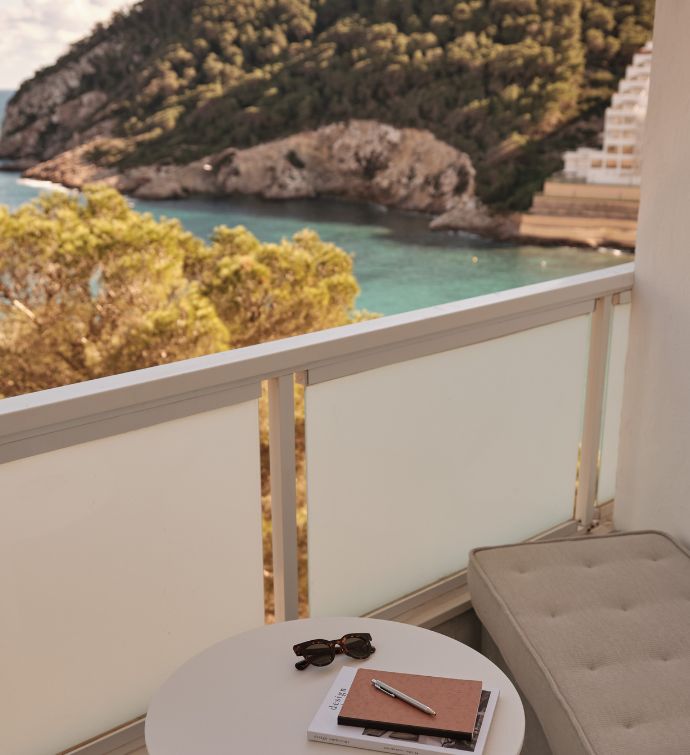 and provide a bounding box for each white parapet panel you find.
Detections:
[598,302,632,503]
[0,401,264,755]
[305,317,590,617]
